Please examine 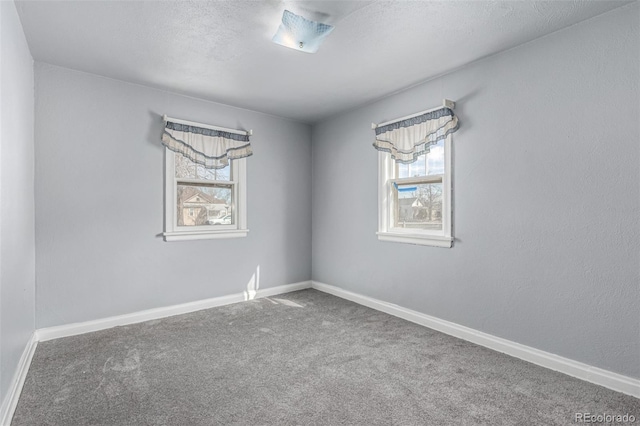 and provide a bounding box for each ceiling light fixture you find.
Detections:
[272,10,334,54]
